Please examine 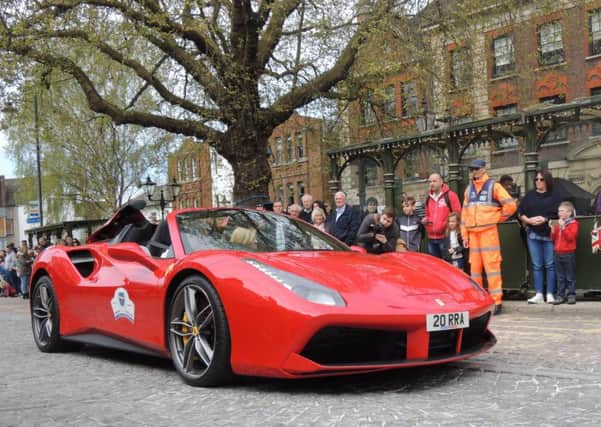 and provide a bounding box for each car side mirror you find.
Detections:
[350,245,367,254]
